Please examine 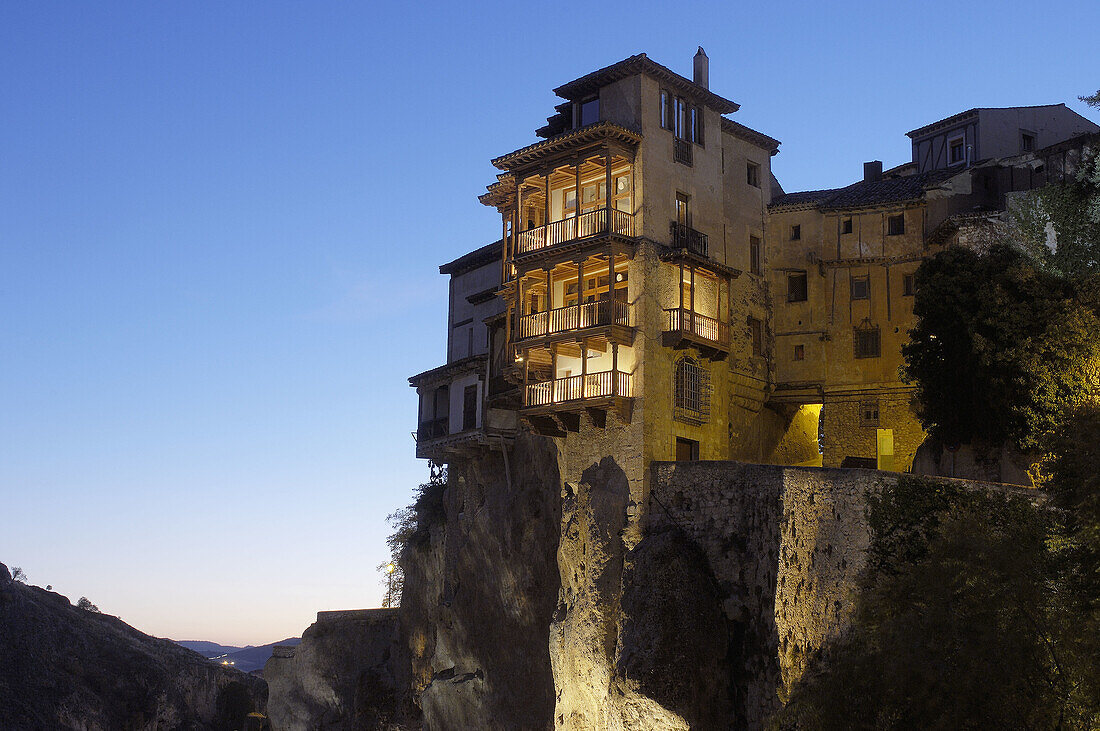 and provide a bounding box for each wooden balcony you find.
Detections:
[416,417,448,442]
[521,368,633,426]
[670,222,708,258]
[515,209,634,257]
[516,299,633,342]
[663,308,730,359]
[674,138,693,167]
